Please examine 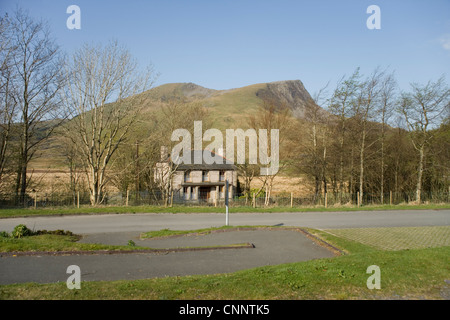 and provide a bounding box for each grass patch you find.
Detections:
[0,203,449,218]
[1,245,448,300]
[0,234,146,253]
[140,225,260,239]
[323,226,450,251]
[0,226,255,253]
